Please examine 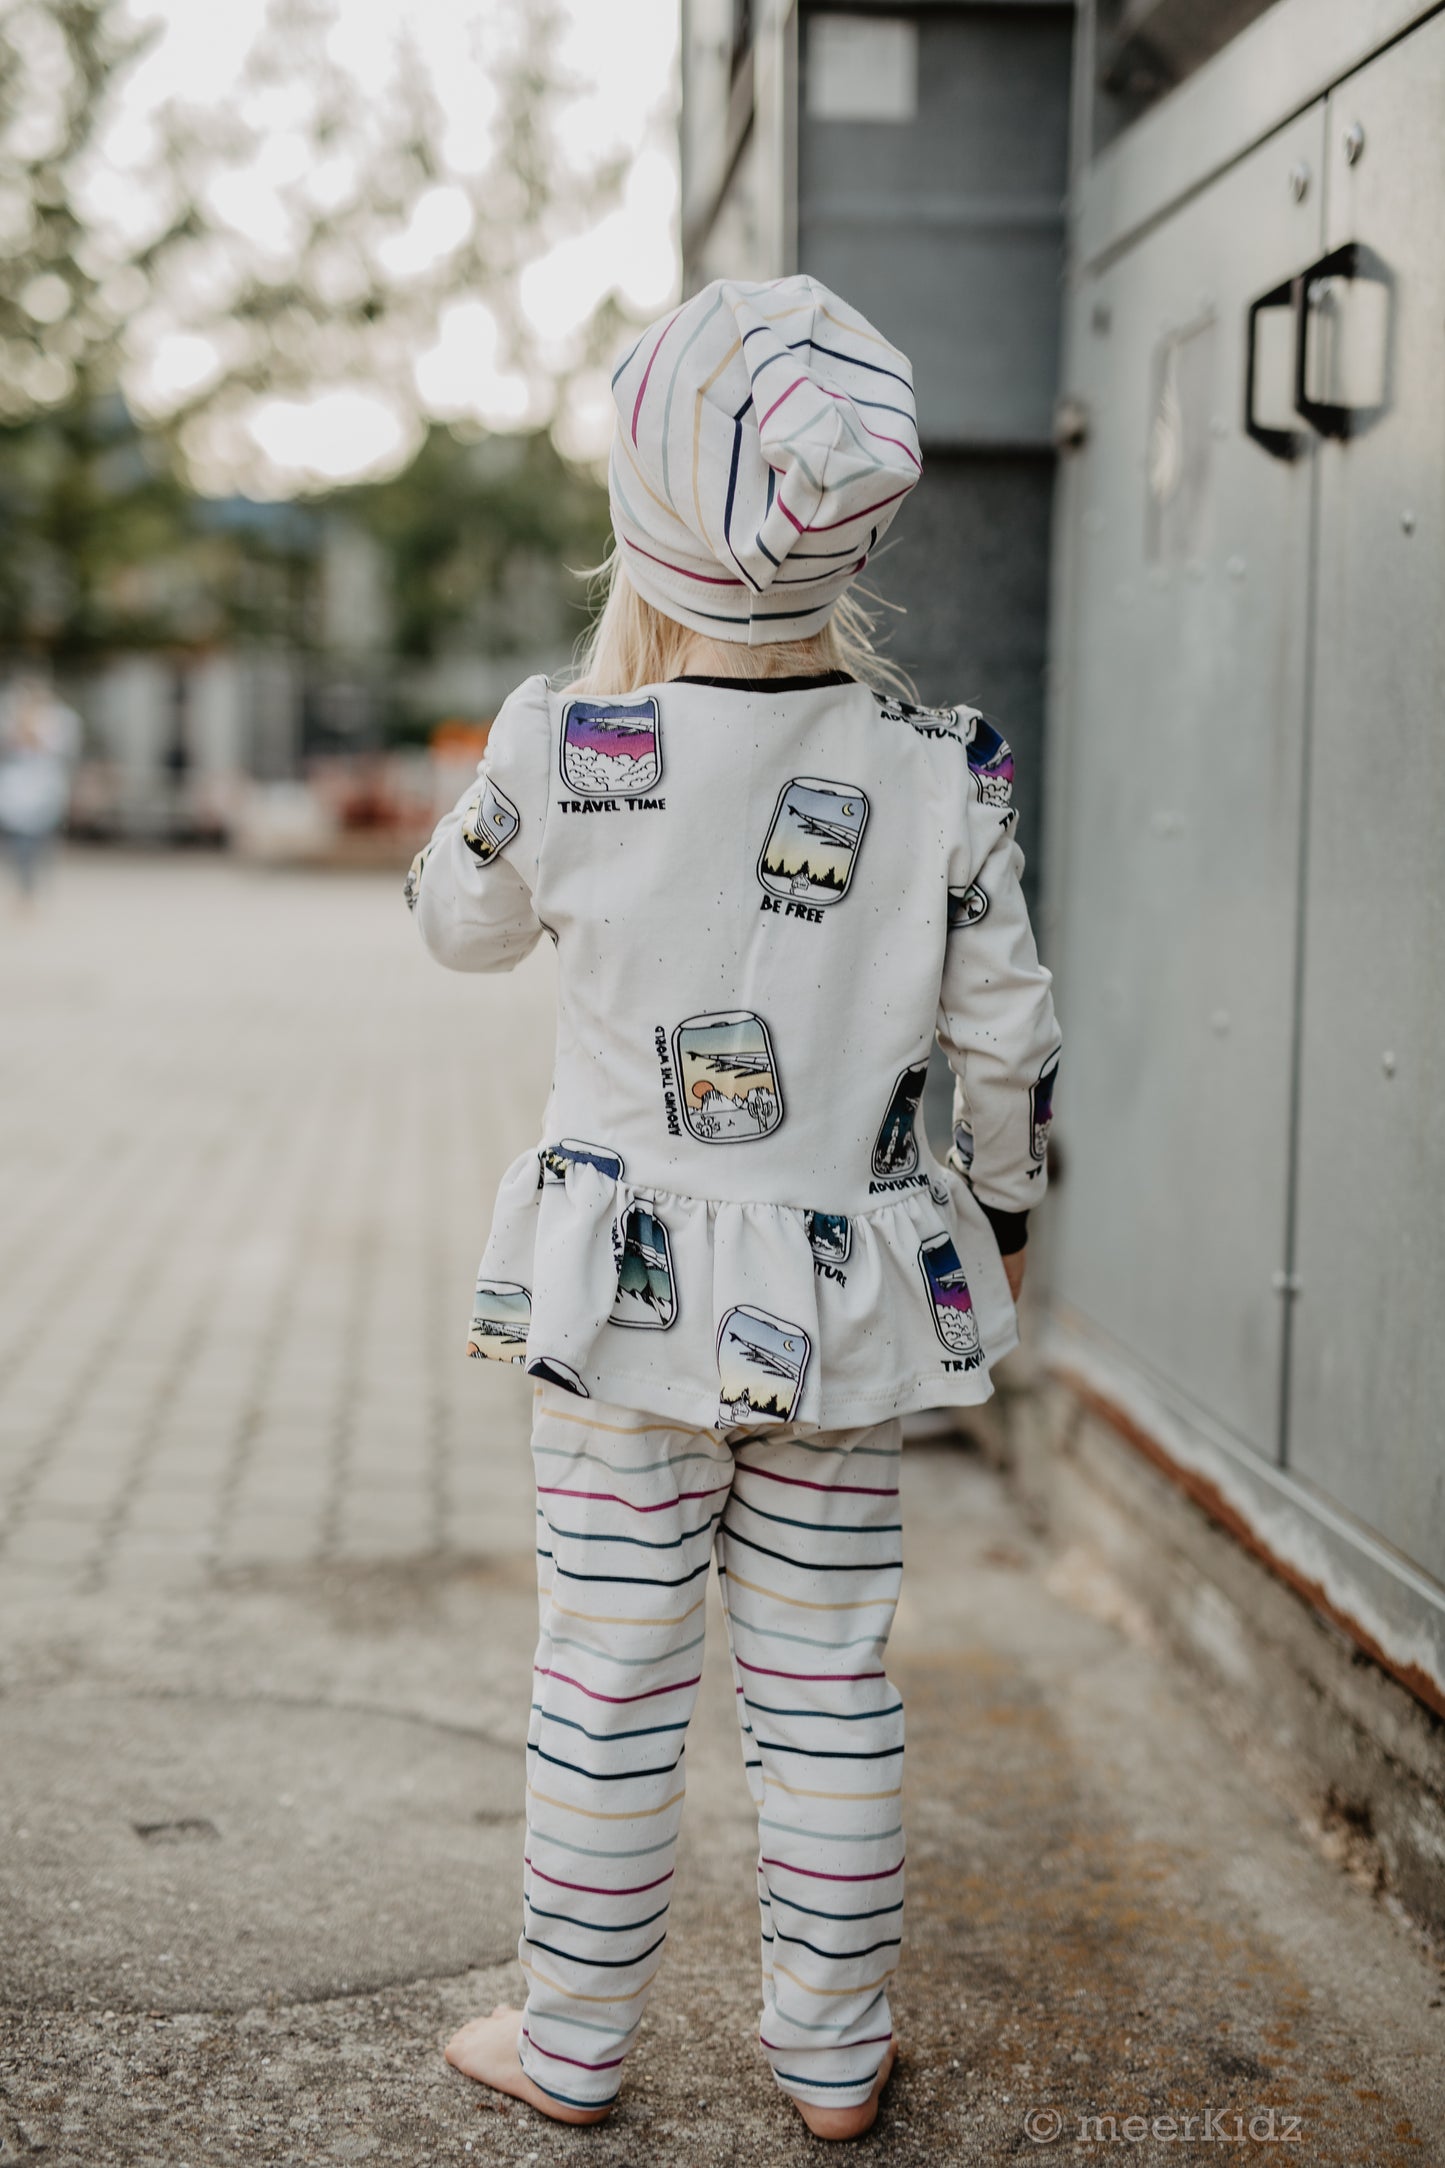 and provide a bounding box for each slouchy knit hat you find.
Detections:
[607,274,921,646]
